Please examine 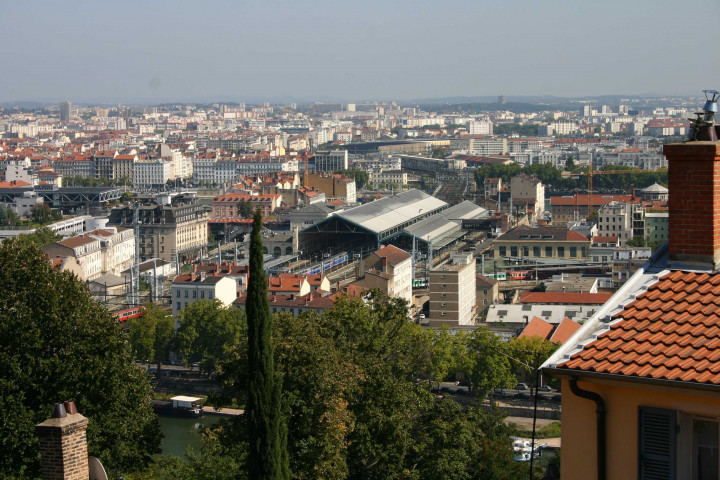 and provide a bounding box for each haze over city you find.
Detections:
[4,0,720,104]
